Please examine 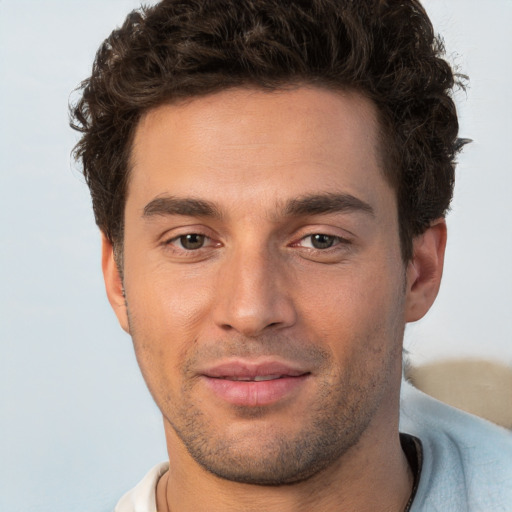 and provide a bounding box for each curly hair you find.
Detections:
[70,0,465,262]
